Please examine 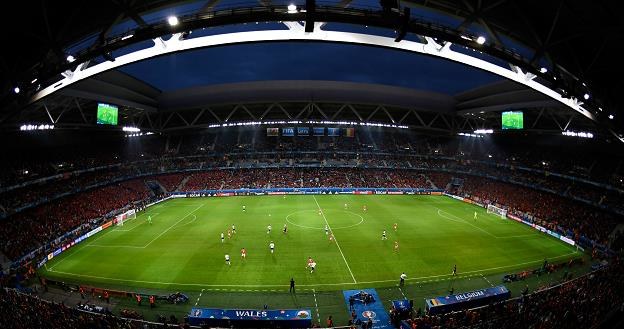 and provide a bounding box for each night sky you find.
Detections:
[120,41,501,94]
[101,0,504,94]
